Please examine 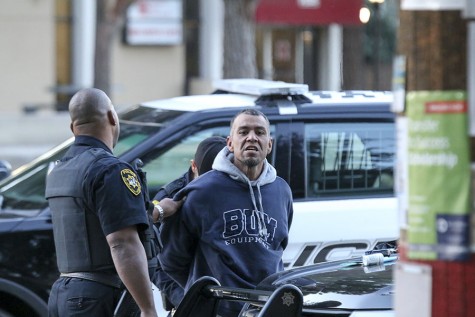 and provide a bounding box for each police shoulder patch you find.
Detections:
[120,168,141,196]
